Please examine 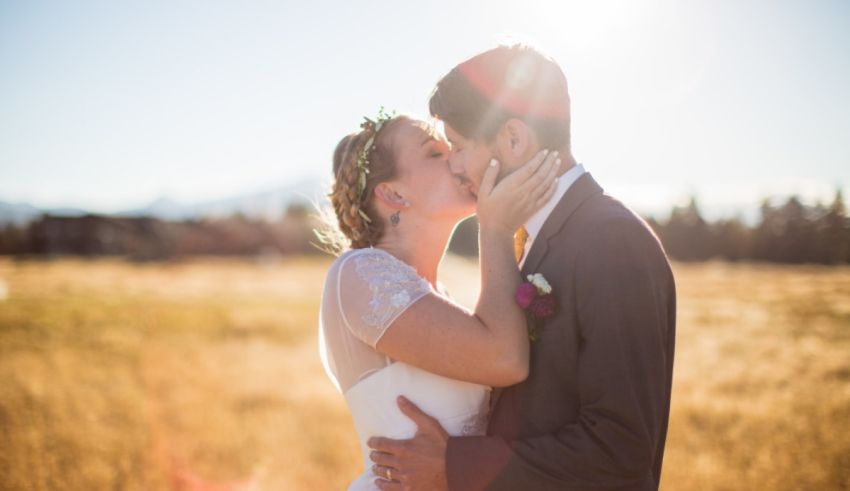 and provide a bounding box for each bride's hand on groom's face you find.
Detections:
[476,149,561,236]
